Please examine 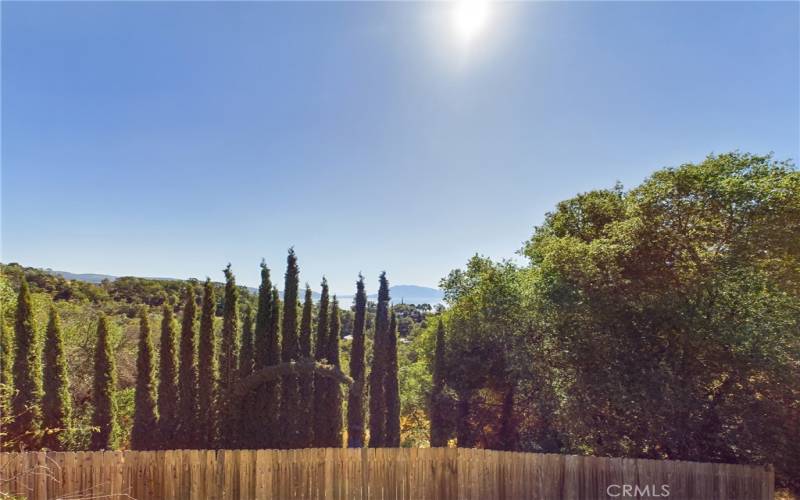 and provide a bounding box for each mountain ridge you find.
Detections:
[41,268,444,305]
